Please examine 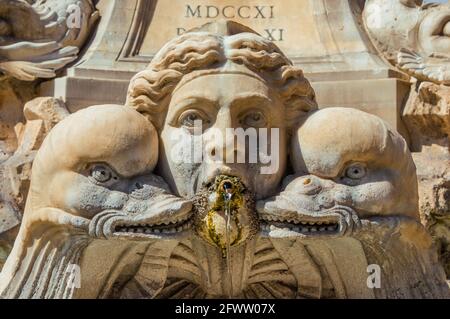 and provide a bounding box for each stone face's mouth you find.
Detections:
[202,169,251,193]
[192,174,258,253]
[258,205,360,238]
